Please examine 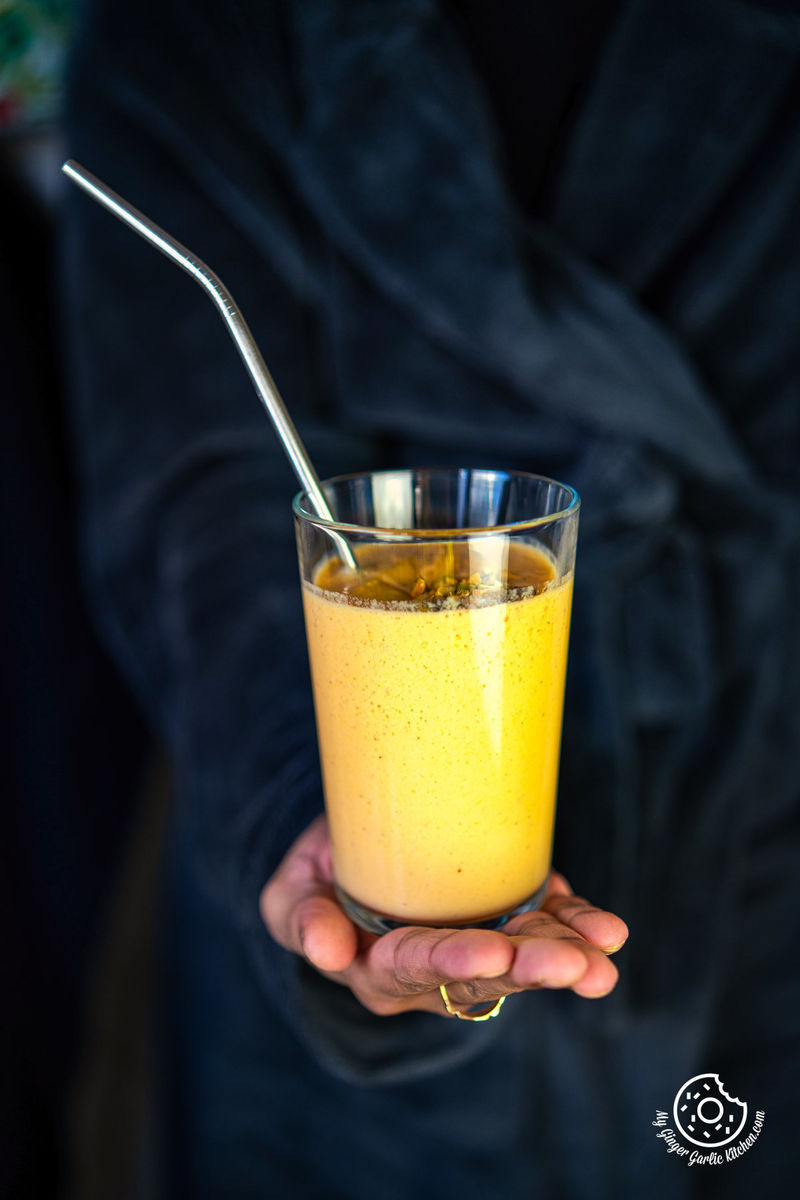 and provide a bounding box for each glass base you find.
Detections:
[335,876,550,935]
